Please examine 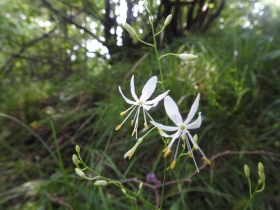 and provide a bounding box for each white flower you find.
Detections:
[116,75,169,139]
[150,94,210,171]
